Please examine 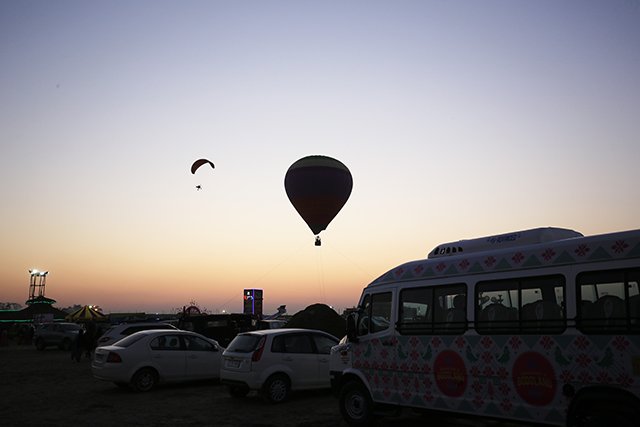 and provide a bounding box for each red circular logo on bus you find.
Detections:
[434,350,467,397]
[512,352,556,406]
